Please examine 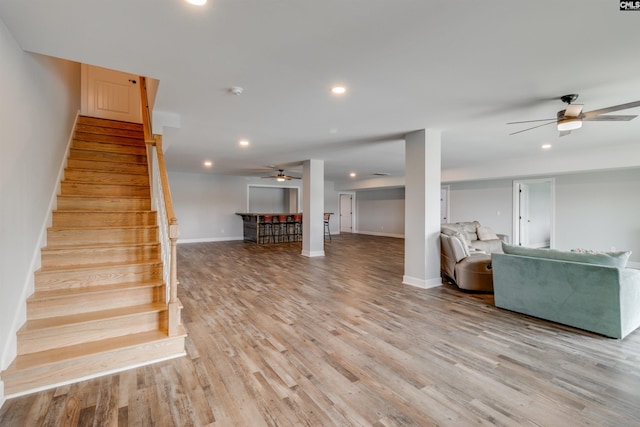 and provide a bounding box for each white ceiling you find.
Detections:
[1,0,639,185]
